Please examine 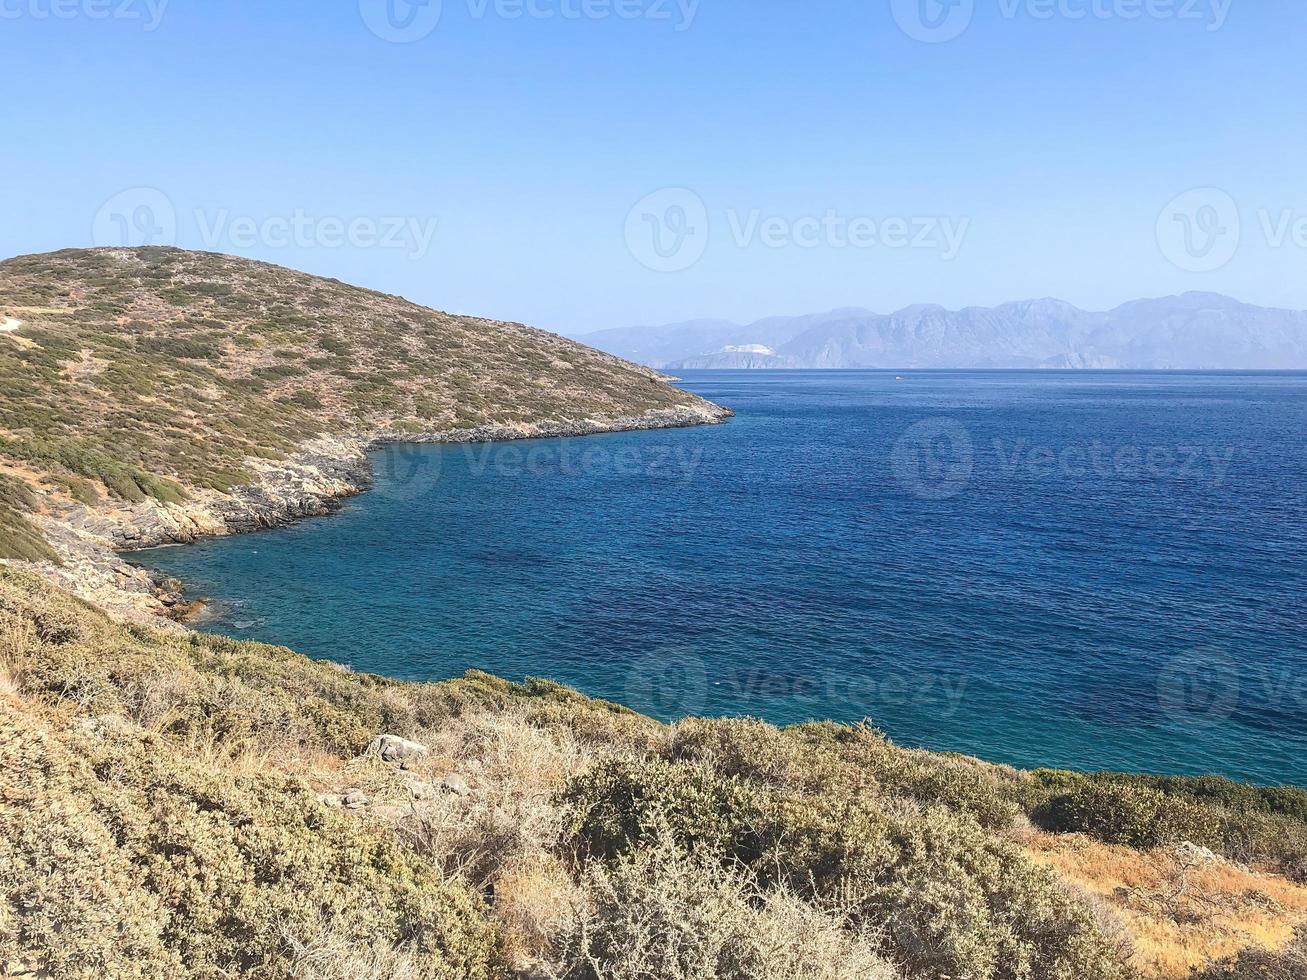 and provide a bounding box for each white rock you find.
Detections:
[440,774,471,797]
[1174,841,1220,866]
[341,789,369,810]
[368,734,430,764]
